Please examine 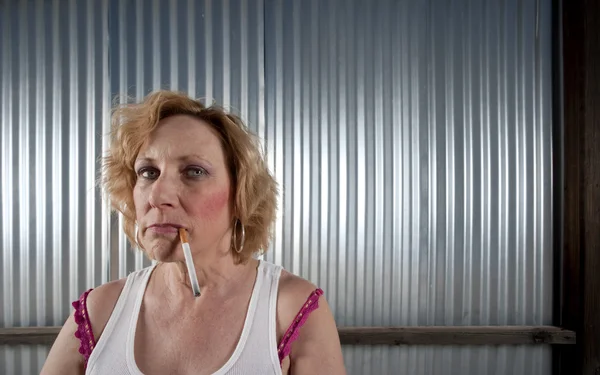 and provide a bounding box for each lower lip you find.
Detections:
[148,226,180,234]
